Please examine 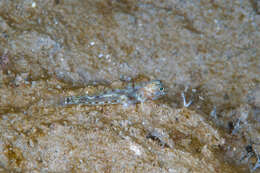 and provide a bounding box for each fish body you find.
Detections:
[63,80,165,106]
